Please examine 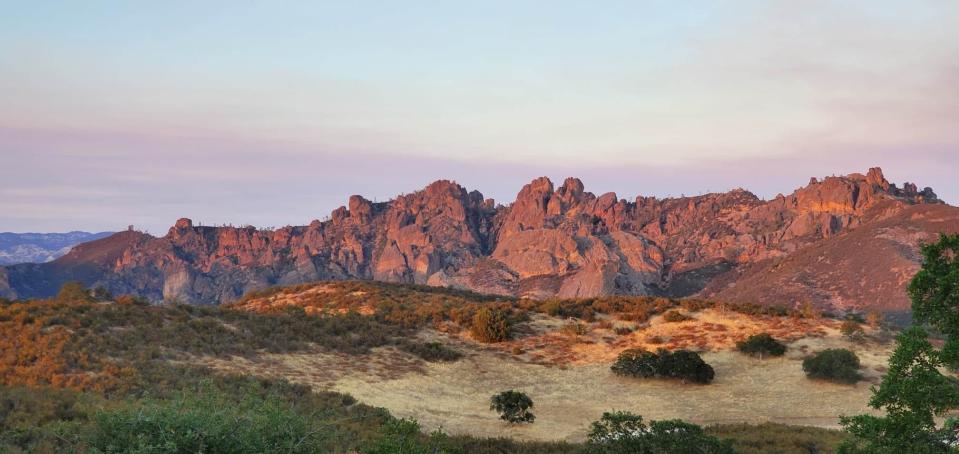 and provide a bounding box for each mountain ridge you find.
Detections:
[0,167,950,313]
[0,231,114,265]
